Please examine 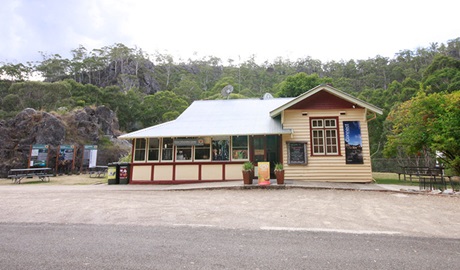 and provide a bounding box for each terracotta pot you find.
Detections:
[275,170,285,185]
[242,170,253,185]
